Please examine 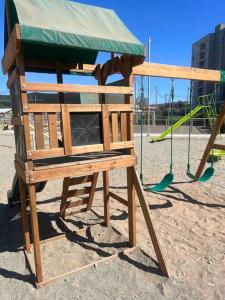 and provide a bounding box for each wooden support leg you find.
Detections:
[127,167,136,247]
[60,177,70,219]
[19,177,31,253]
[28,184,43,283]
[87,172,99,211]
[195,100,225,178]
[103,171,110,226]
[132,167,169,277]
